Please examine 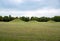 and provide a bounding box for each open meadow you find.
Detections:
[0,21,60,41]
